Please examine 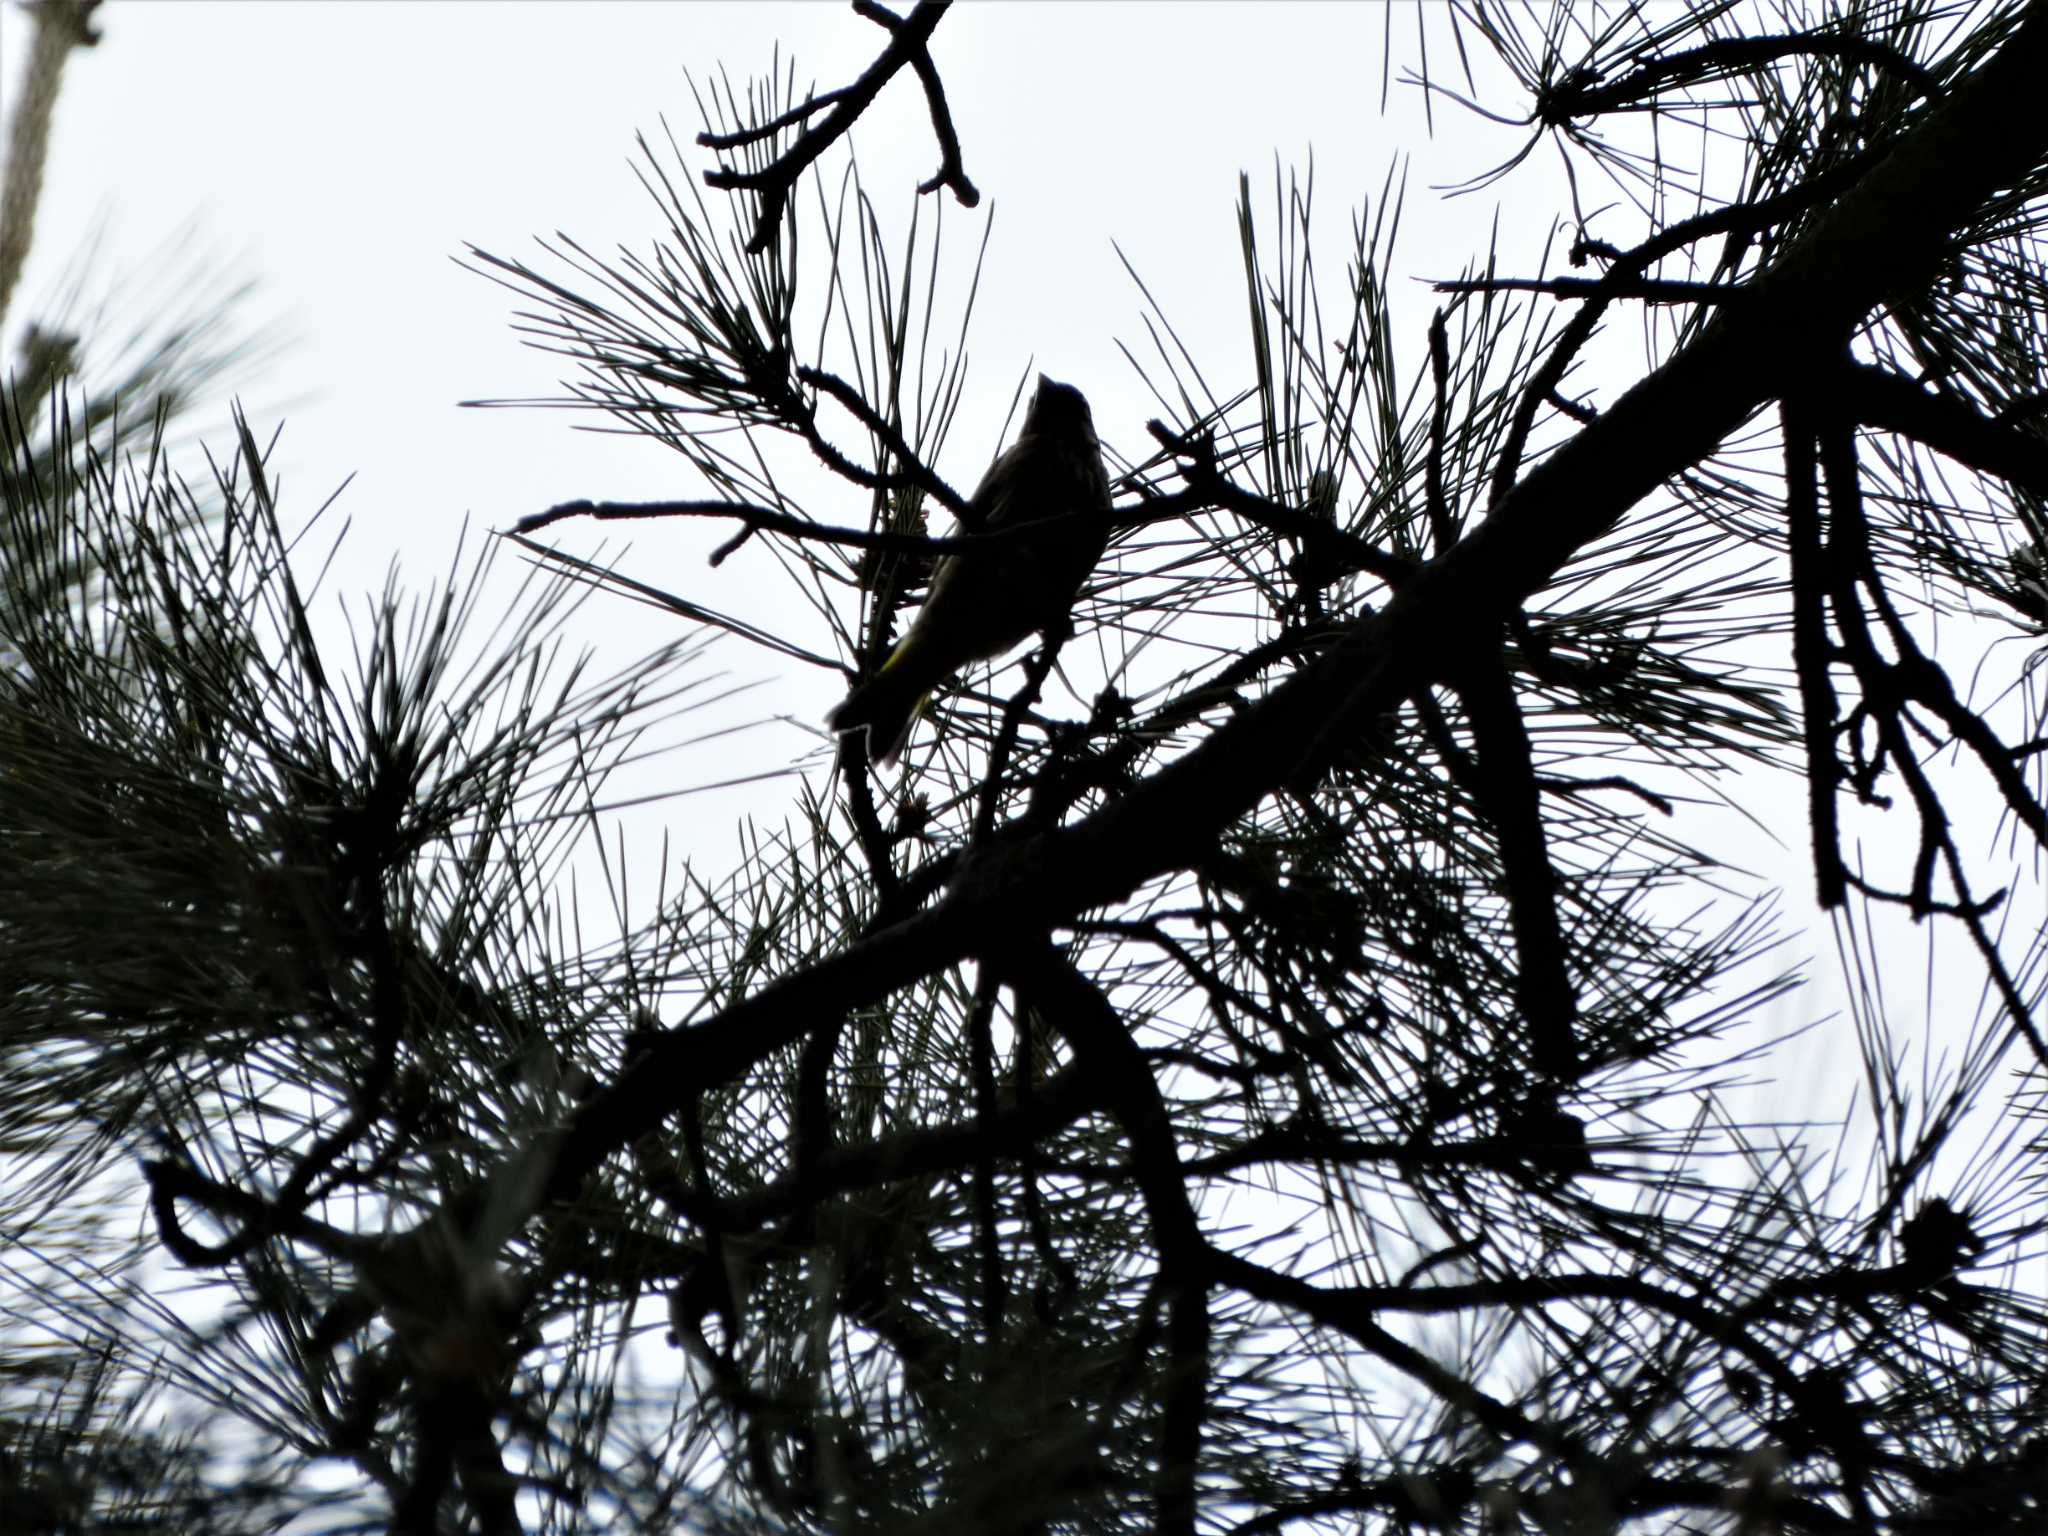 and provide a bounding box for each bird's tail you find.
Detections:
[826,661,930,766]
